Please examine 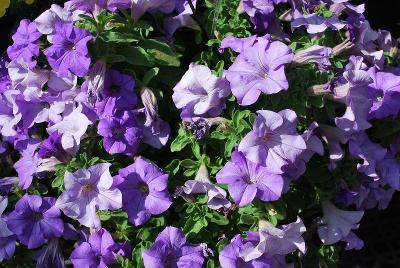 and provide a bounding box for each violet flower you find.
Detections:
[131,0,176,22]
[219,234,273,268]
[291,13,346,34]
[292,45,333,72]
[70,228,130,268]
[238,109,307,174]
[34,239,65,268]
[7,194,64,249]
[97,111,142,156]
[342,231,364,251]
[0,196,16,261]
[70,0,131,13]
[116,157,172,226]
[142,226,205,268]
[38,131,72,163]
[240,217,306,261]
[7,20,41,68]
[55,163,122,228]
[216,149,284,207]
[95,70,137,117]
[367,67,400,119]
[317,201,364,245]
[163,0,199,37]
[225,36,293,106]
[44,21,92,77]
[172,63,230,119]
